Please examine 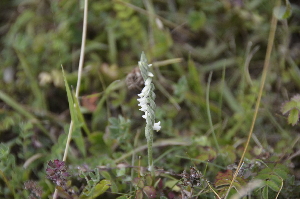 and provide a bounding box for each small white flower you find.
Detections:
[145,78,152,86]
[138,92,144,98]
[139,106,147,112]
[142,112,148,119]
[137,98,147,104]
[147,72,154,77]
[153,121,161,132]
